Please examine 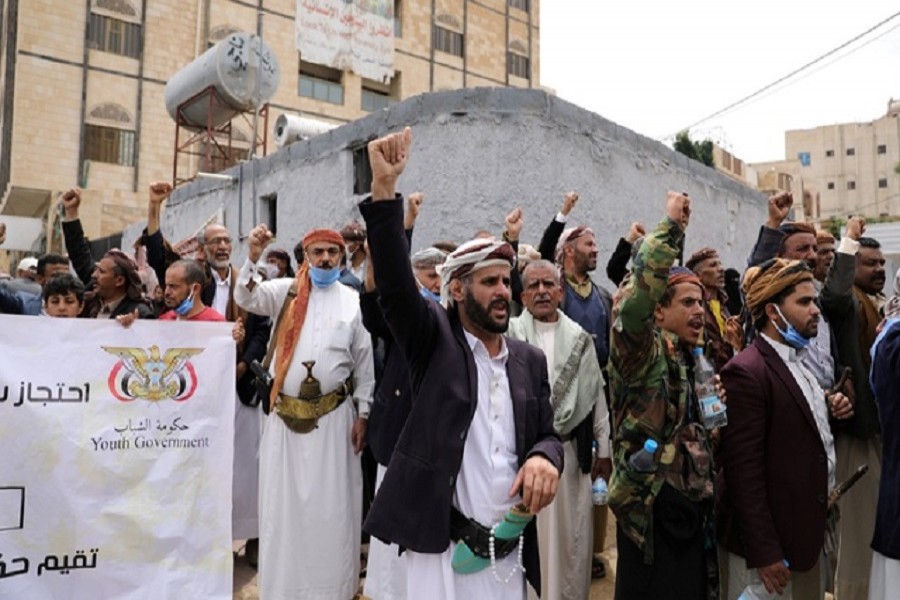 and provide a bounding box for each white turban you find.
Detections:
[437,238,516,307]
[554,226,595,264]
